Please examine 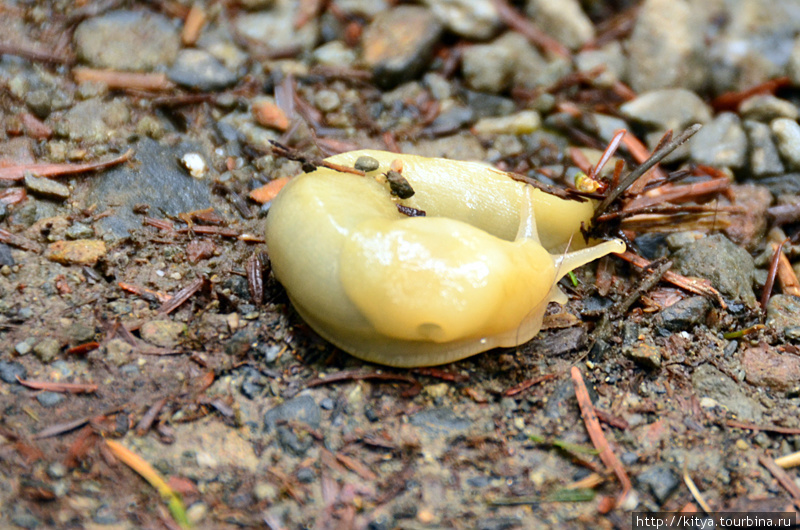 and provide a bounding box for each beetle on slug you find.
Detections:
[264,150,625,368]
